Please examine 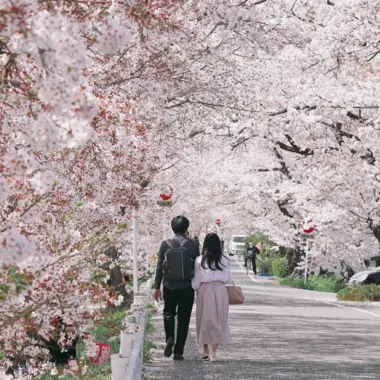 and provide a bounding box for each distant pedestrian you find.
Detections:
[153,216,200,361]
[122,274,132,294]
[194,236,200,247]
[192,233,232,362]
[244,242,259,275]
